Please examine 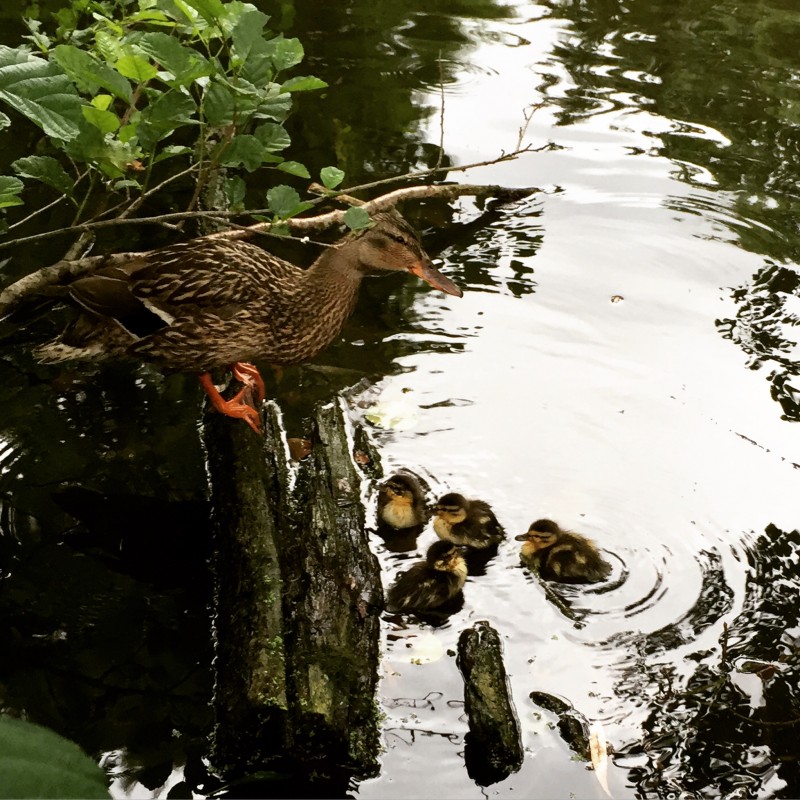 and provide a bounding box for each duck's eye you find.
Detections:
[387,232,406,244]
